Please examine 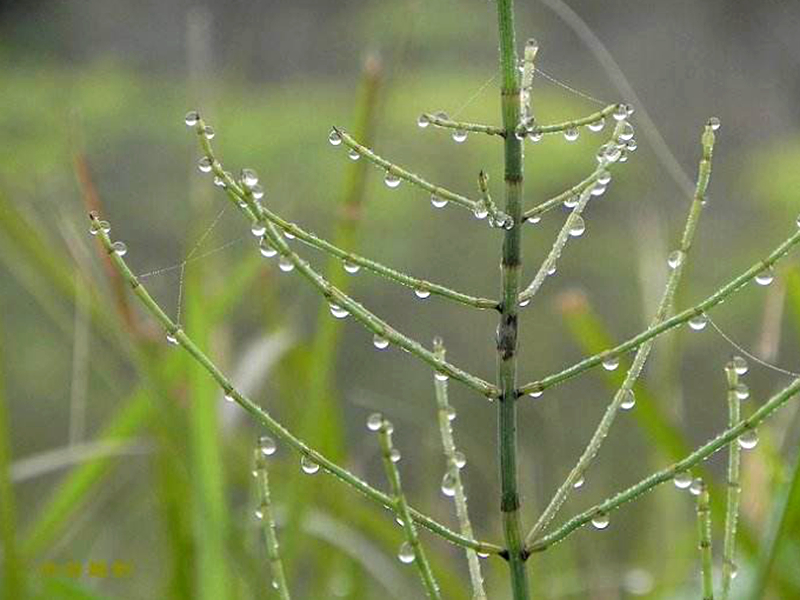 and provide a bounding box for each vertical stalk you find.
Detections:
[721,362,741,599]
[696,480,715,600]
[494,1,530,598]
